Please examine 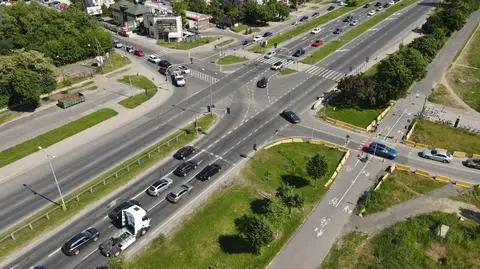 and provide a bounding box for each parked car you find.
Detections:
[350,20,358,26]
[312,12,320,17]
[243,39,253,46]
[364,3,370,7]
[148,55,161,64]
[174,160,198,177]
[126,46,135,53]
[173,146,196,160]
[327,5,335,10]
[343,15,353,22]
[134,48,144,57]
[383,3,389,8]
[419,149,453,163]
[312,40,324,47]
[257,77,268,88]
[166,184,193,203]
[265,51,276,59]
[388,0,395,5]
[147,178,173,196]
[366,142,398,160]
[263,31,273,37]
[62,227,100,256]
[114,42,123,48]
[463,158,480,169]
[368,9,376,16]
[281,110,300,124]
[271,61,284,70]
[333,28,344,34]
[253,35,263,42]
[108,200,141,224]
[177,65,190,74]
[338,1,346,5]
[293,48,305,57]
[376,6,383,11]
[196,164,222,181]
[311,27,322,34]
[299,15,309,22]
[158,60,172,68]
[375,1,382,6]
